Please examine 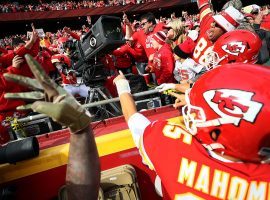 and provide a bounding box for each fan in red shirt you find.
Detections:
[114,63,270,199]
[149,31,174,85]
[127,12,165,60]
[0,30,39,145]
[192,0,244,66]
